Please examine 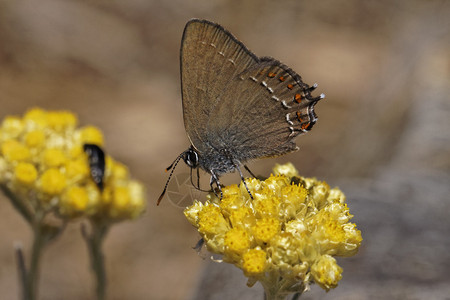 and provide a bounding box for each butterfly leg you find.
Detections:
[196,168,200,190]
[243,164,256,178]
[236,164,254,200]
[209,171,223,199]
[189,167,202,190]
